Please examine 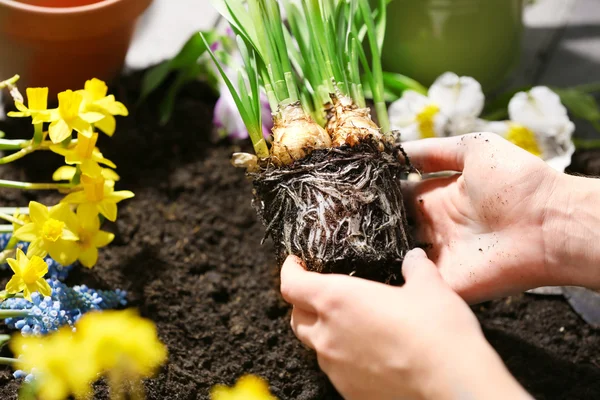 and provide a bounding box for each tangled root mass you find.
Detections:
[252,139,413,283]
